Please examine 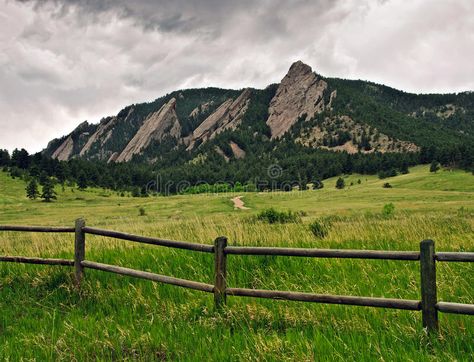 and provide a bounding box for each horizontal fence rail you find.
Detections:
[225,246,420,260]
[81,260,214,293]
[1,219,473,335]
[83,226,214,253]
[0,256,74,266]
[436,252,474,262]
[226,287,421,310]
[436,302,474,315]
[0,225,75,233]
